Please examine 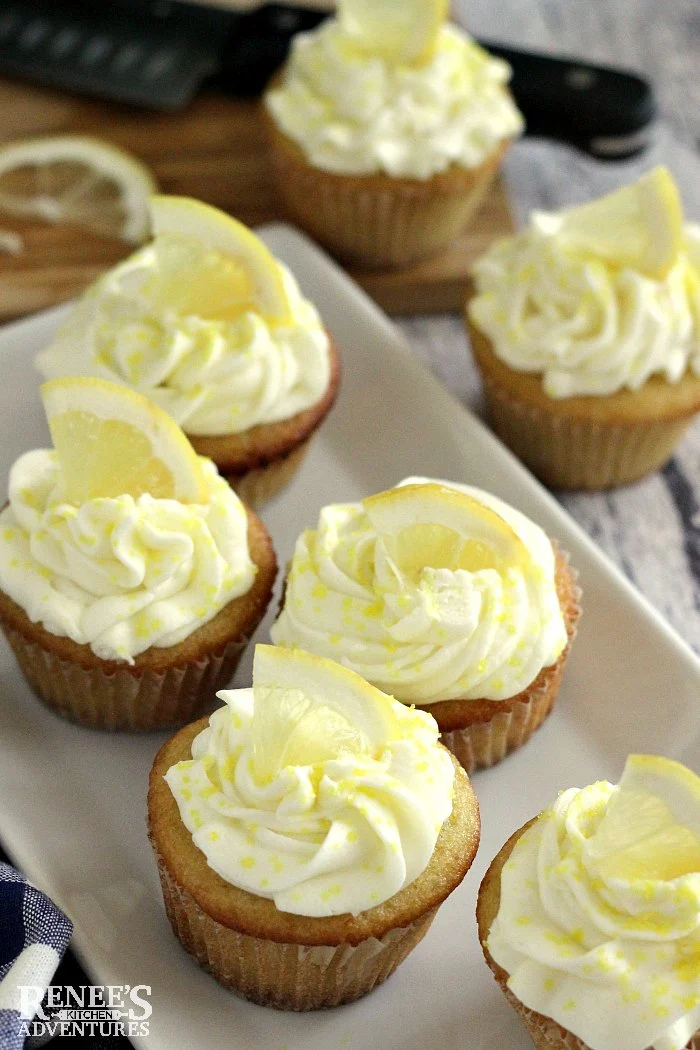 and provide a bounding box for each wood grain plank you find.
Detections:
[0,77,512,320]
